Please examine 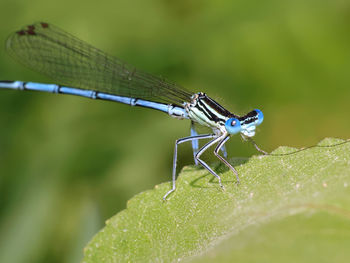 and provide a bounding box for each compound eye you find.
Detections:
[225,117,241,134]
[254,109,264,126]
